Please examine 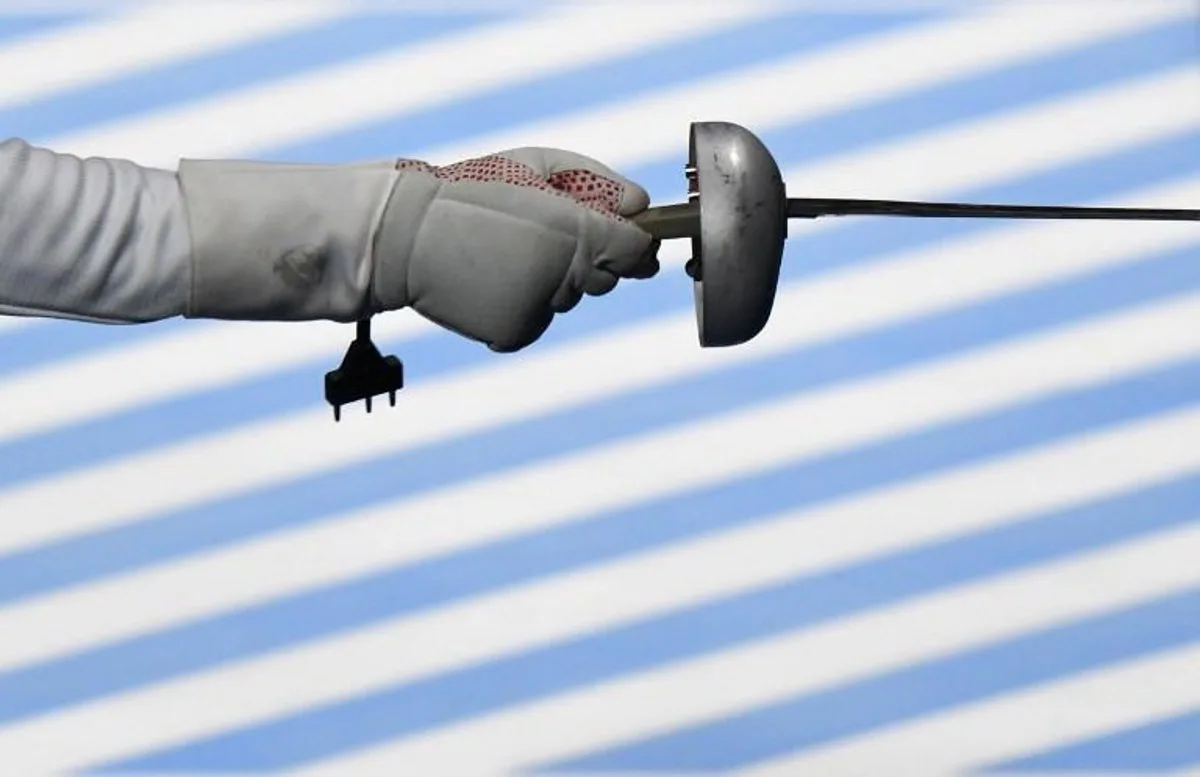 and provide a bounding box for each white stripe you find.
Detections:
[1,65,1195,445]
[43,2,779,167]
[0,307,1197,773]
[293,527,1200,777]
[1,71,1196,552]
[1,176,1197,672]
[419,2,1194,168]
[739,642,1200,777]
[0,2,347,115]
